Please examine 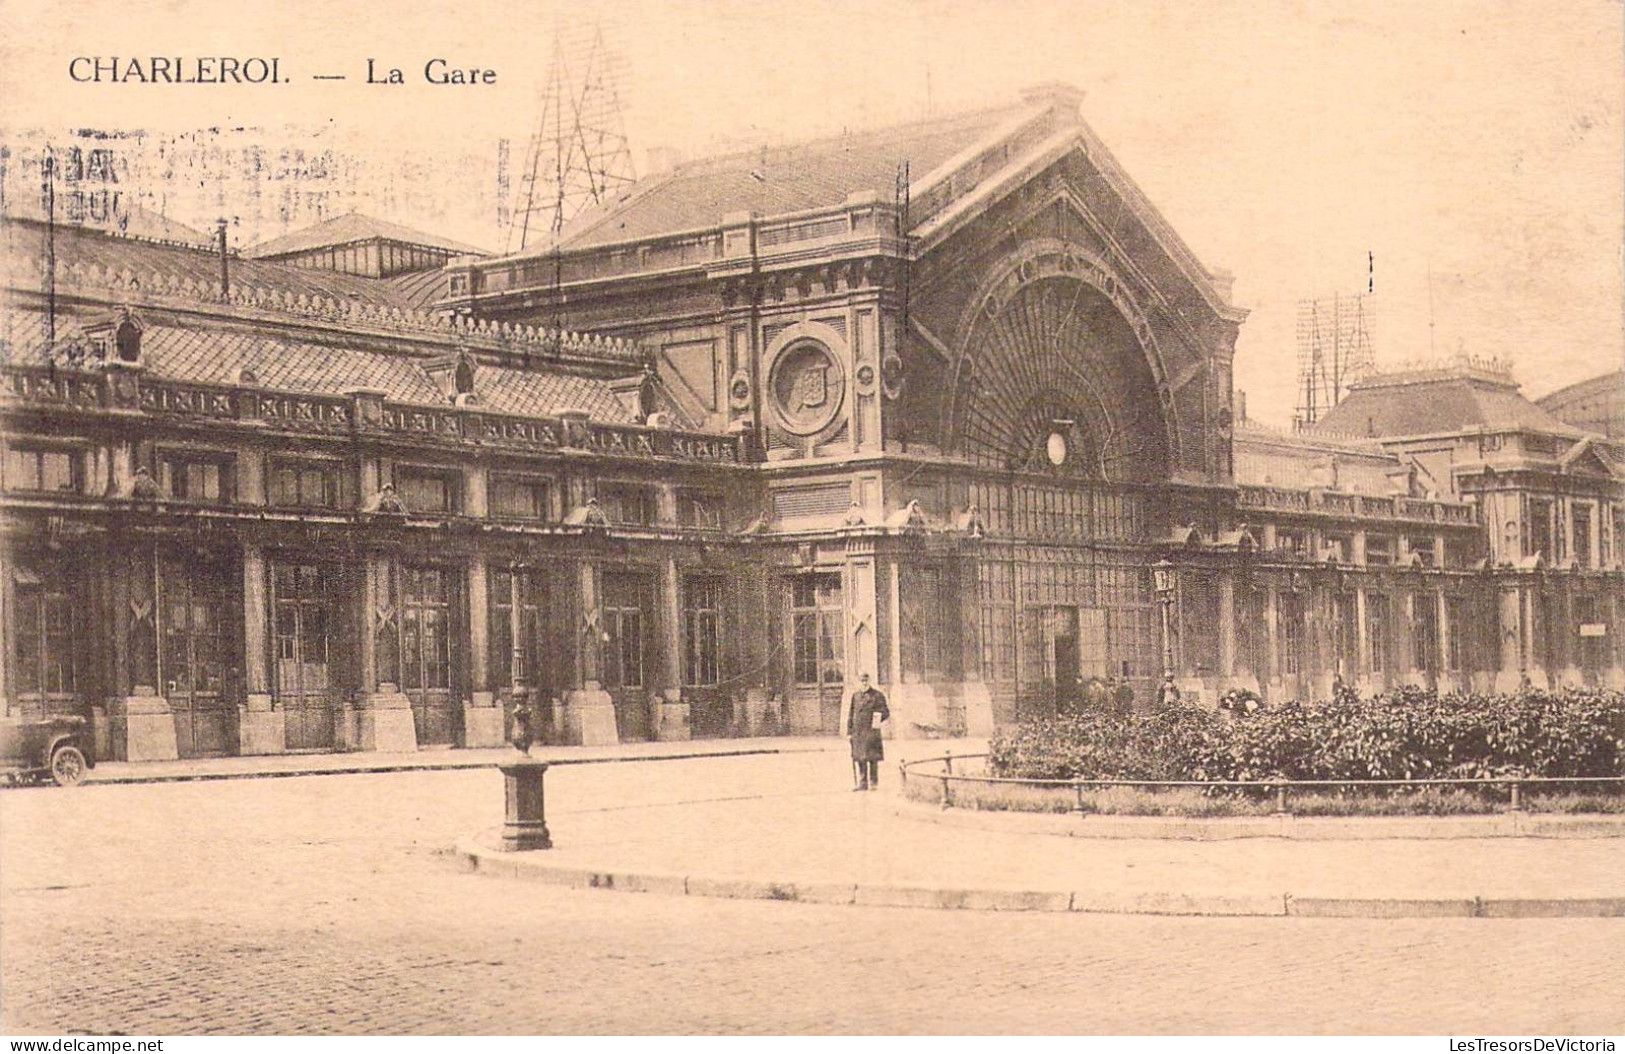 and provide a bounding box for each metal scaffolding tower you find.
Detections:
[1294,293,1376,426]
[507,16,636,254]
